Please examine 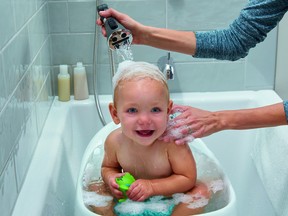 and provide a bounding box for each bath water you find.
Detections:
[81,141,230,215]
[115,43,134,61]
